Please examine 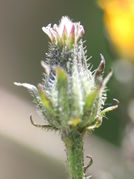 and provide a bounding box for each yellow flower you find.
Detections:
[98,0,134,61]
